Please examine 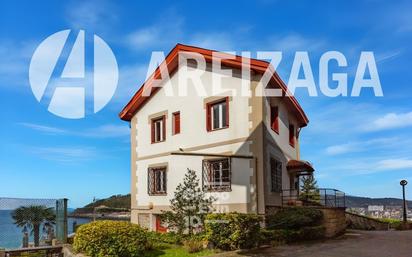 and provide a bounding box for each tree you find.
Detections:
[11,205,56,246]
[299,175,320,204]
[162,169,215,234]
